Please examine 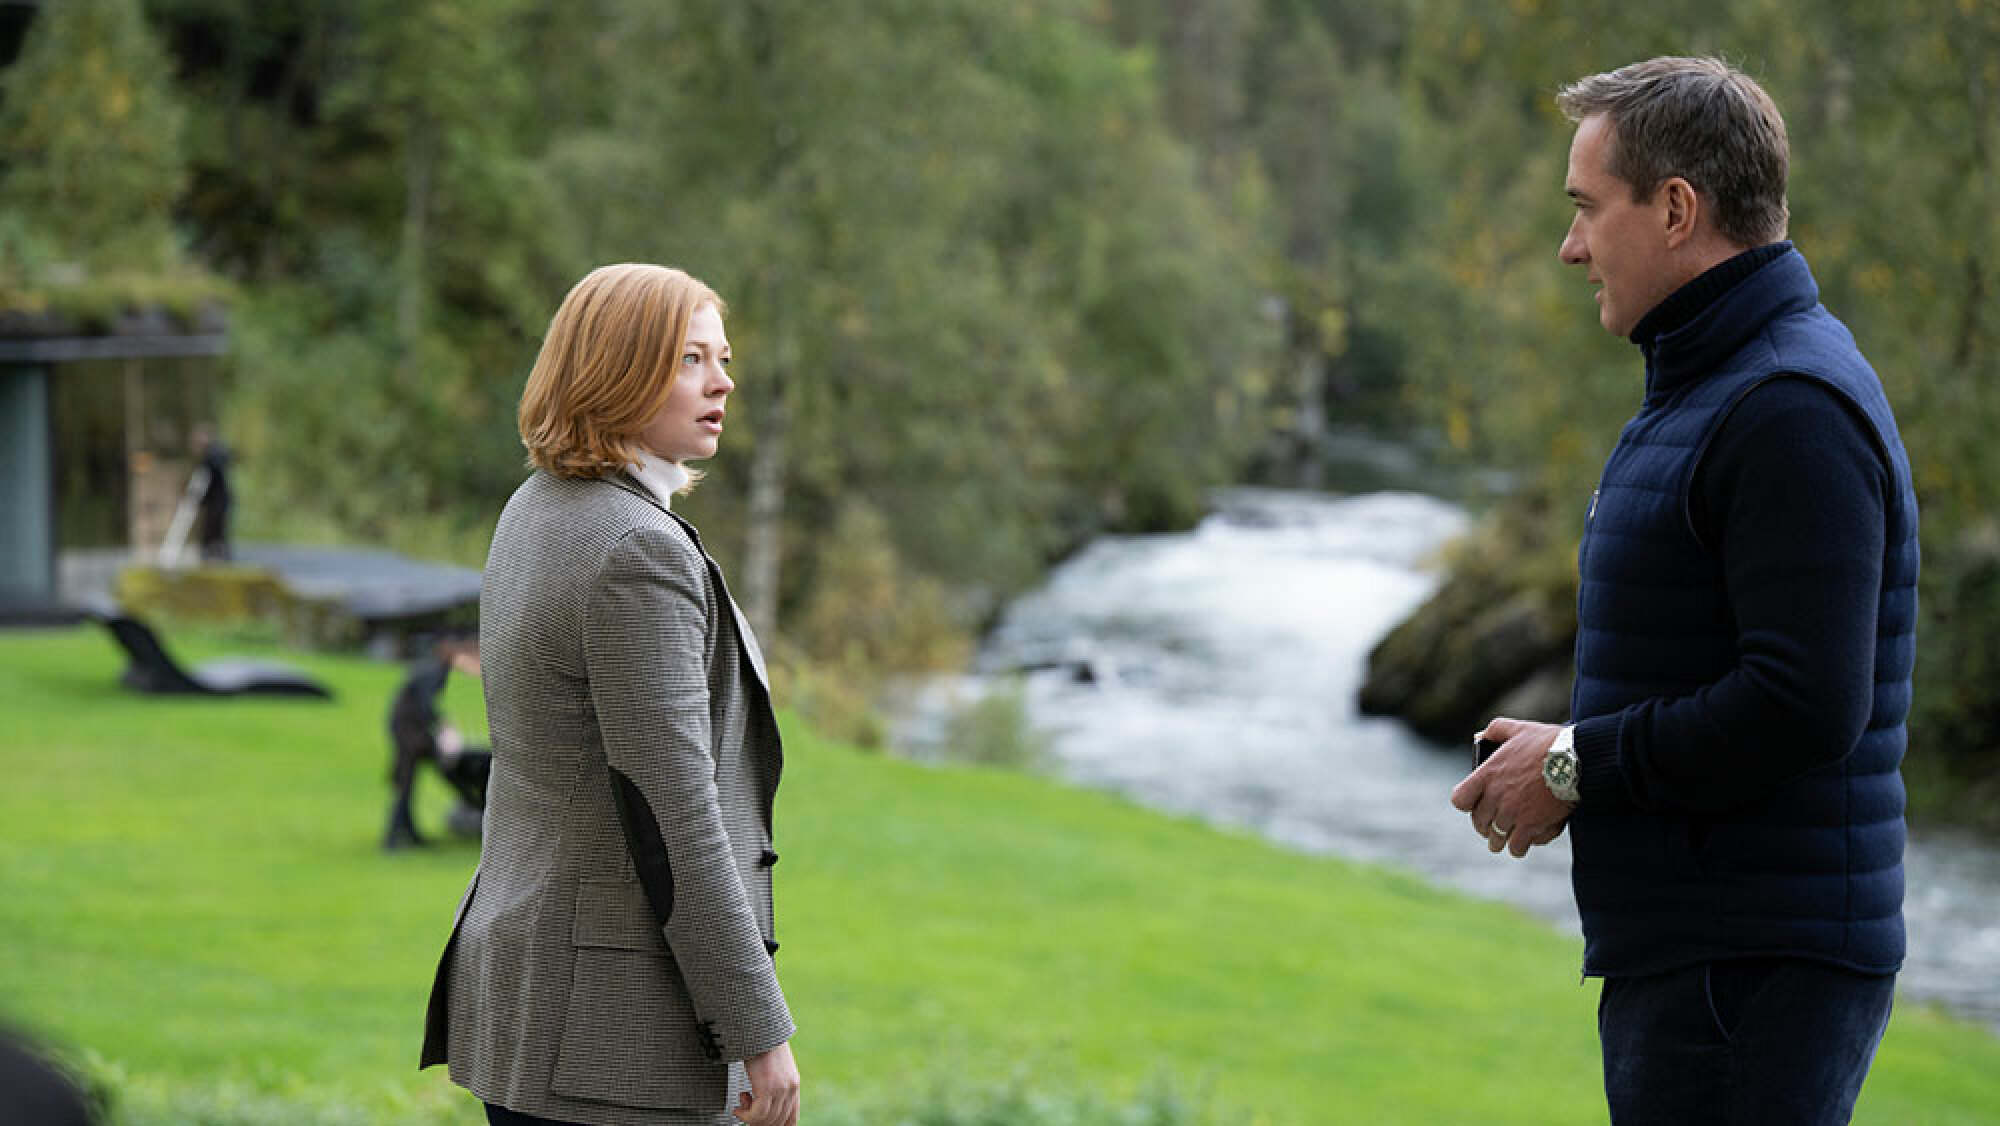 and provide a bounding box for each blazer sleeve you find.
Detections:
[580,524,794,1061]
